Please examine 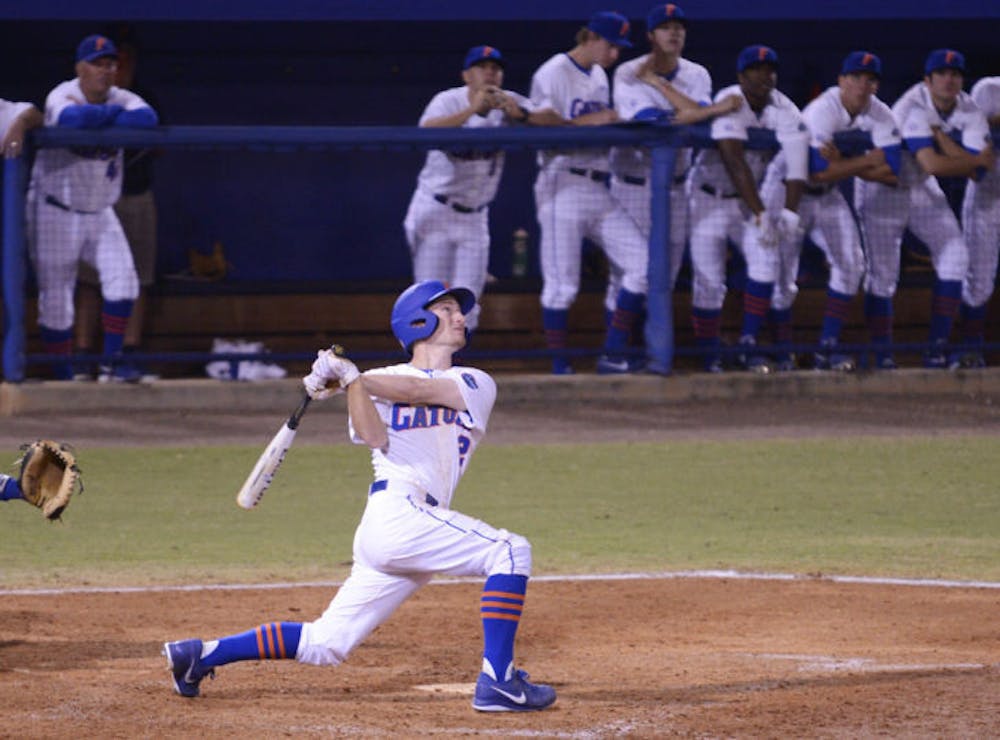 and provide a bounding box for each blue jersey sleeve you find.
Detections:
[114,106,158,128]
[808,146,829,174]
[882,143,902,176]
[903,136,934,154]
[57,104,124,128]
